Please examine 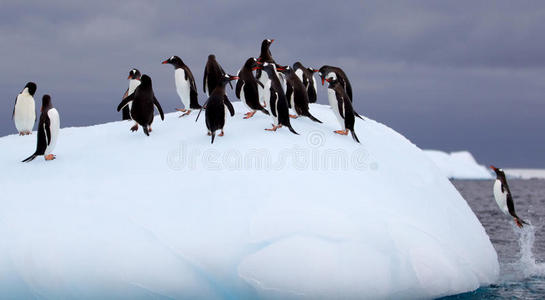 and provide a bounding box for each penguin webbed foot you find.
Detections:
[130,124,139,132]
[265,124,280,131]
[334,130,349,136]
[45,154,56,161]
[244,111,256,119]
[219,130,224,137]
[178,109,192,117]
[289,114,298,119]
